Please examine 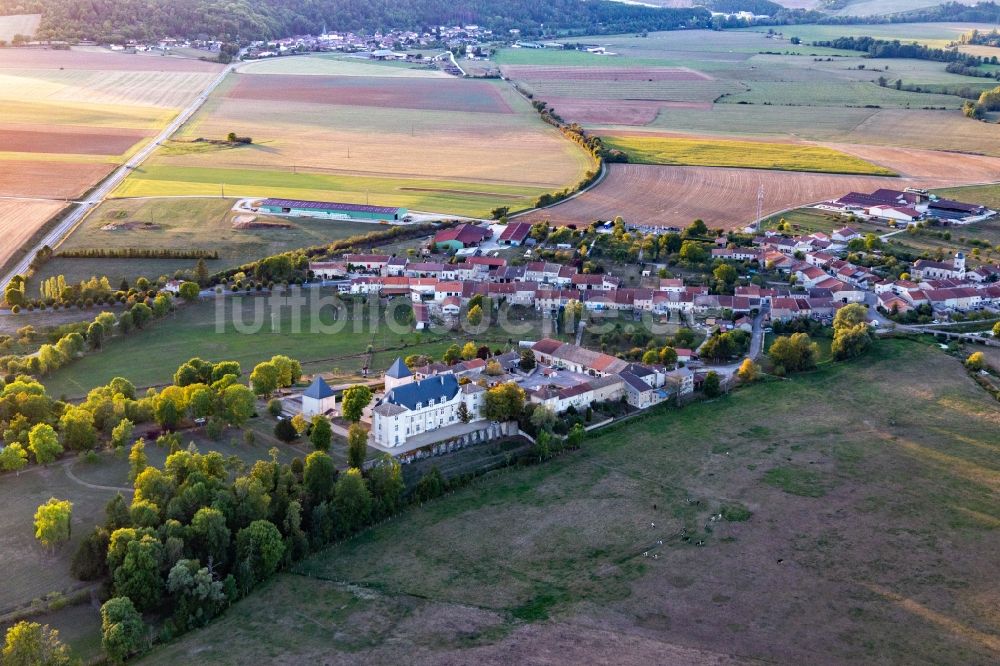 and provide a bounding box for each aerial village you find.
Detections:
[257,184,1000,460]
